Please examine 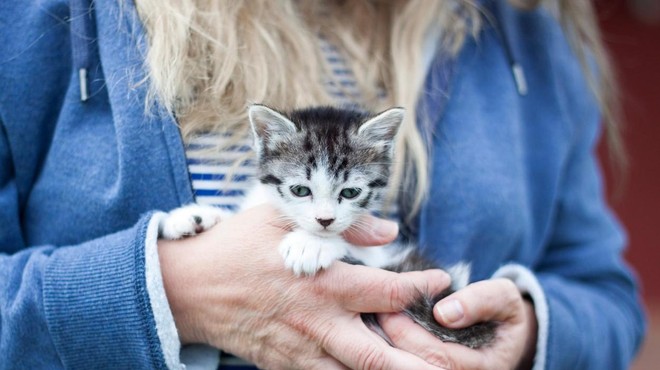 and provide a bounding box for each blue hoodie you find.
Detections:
[0,0,646,369]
